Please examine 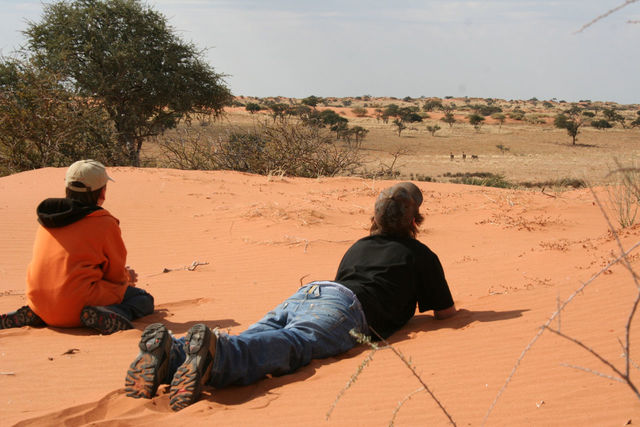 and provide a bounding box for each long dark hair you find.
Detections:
[369,195,424,238]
